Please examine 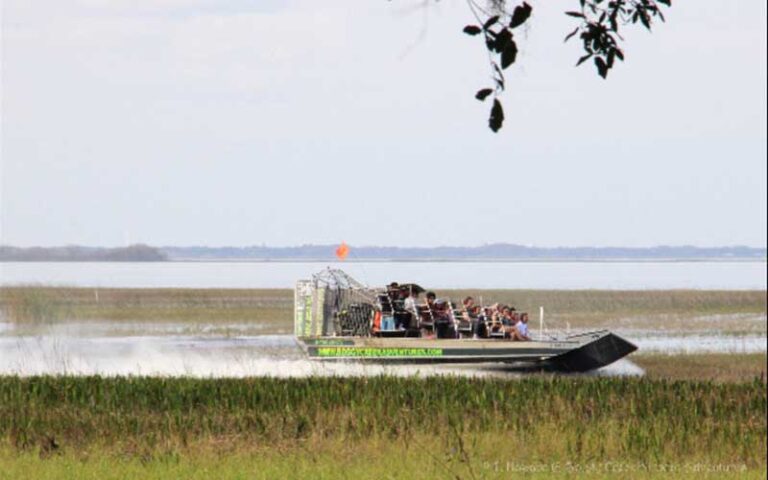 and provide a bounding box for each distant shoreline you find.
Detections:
[163,257,768,263]
[1,258,766,264]
[2,243,765,263]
